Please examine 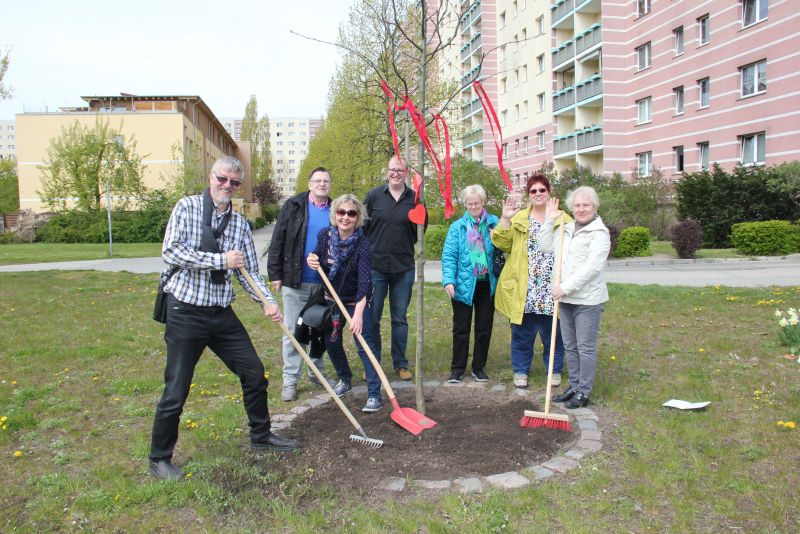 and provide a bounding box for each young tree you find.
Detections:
[240,95,273,185]
[0,47,11,100]
[40,120,145,212]
[0,159,19,213]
